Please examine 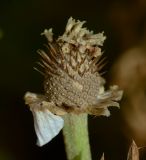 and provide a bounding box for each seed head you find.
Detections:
[25,17,123,116]
[24,17,123,146]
